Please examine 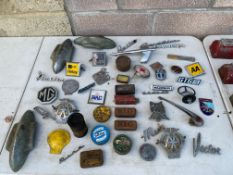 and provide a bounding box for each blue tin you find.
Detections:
[91,125,110,145]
